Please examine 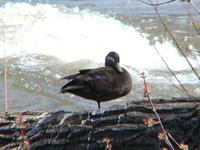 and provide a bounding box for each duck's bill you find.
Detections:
[115,63,124,73]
